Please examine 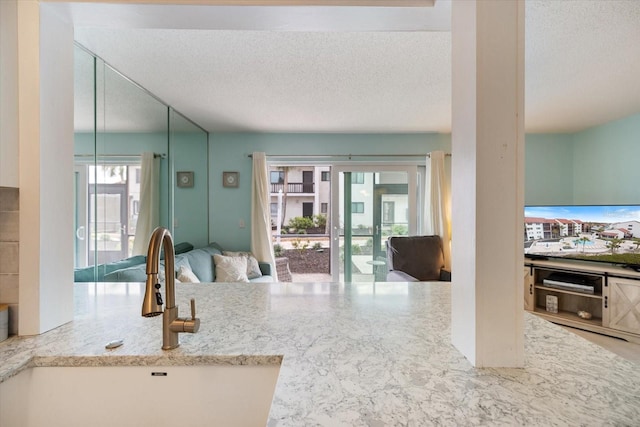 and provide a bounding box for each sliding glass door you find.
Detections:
[331,165,418,282]
[75,163,141,268]
[88,182,129,265]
